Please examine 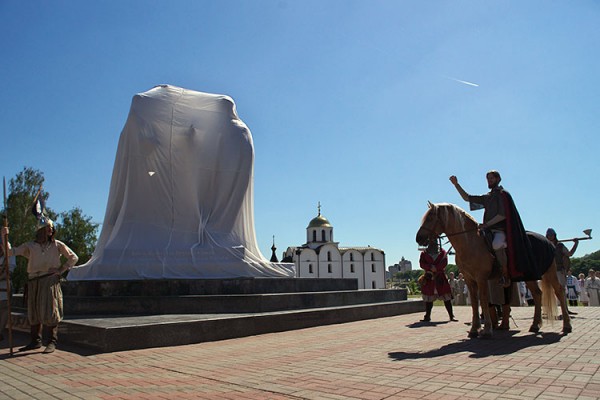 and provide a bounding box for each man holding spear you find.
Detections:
[1,194,78,354]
